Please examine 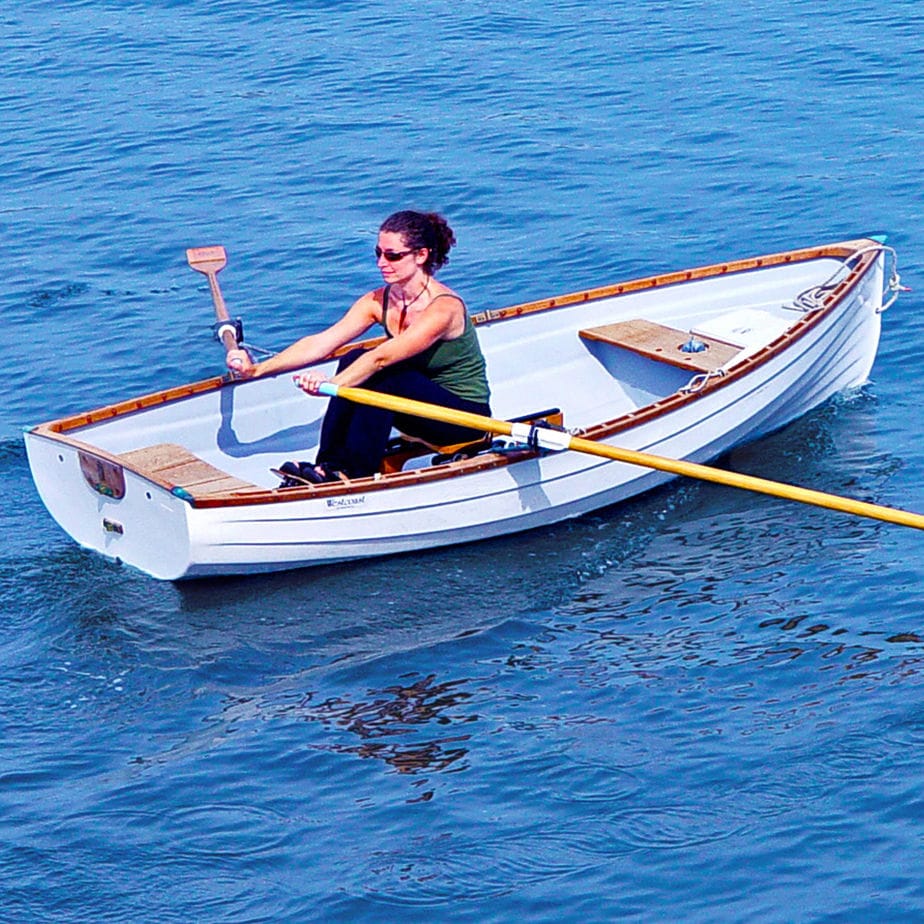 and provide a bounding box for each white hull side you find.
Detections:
[25,434,195,580]
[176,285,882,578]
